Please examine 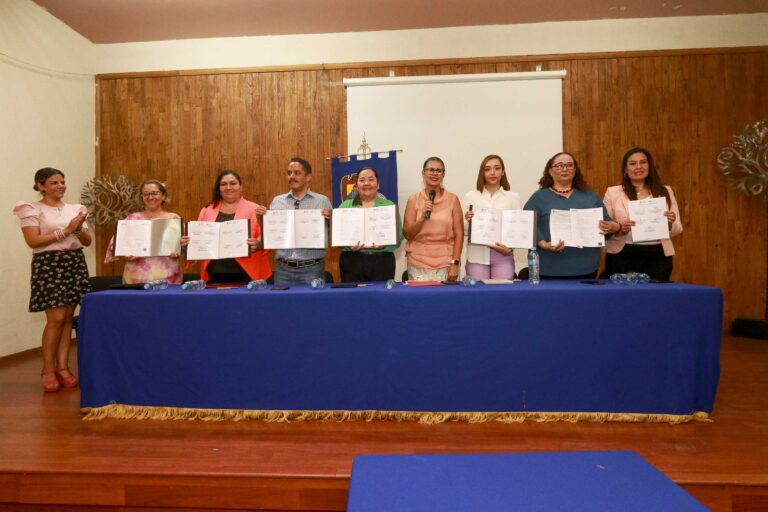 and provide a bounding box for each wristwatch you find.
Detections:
[450,259,460,266]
